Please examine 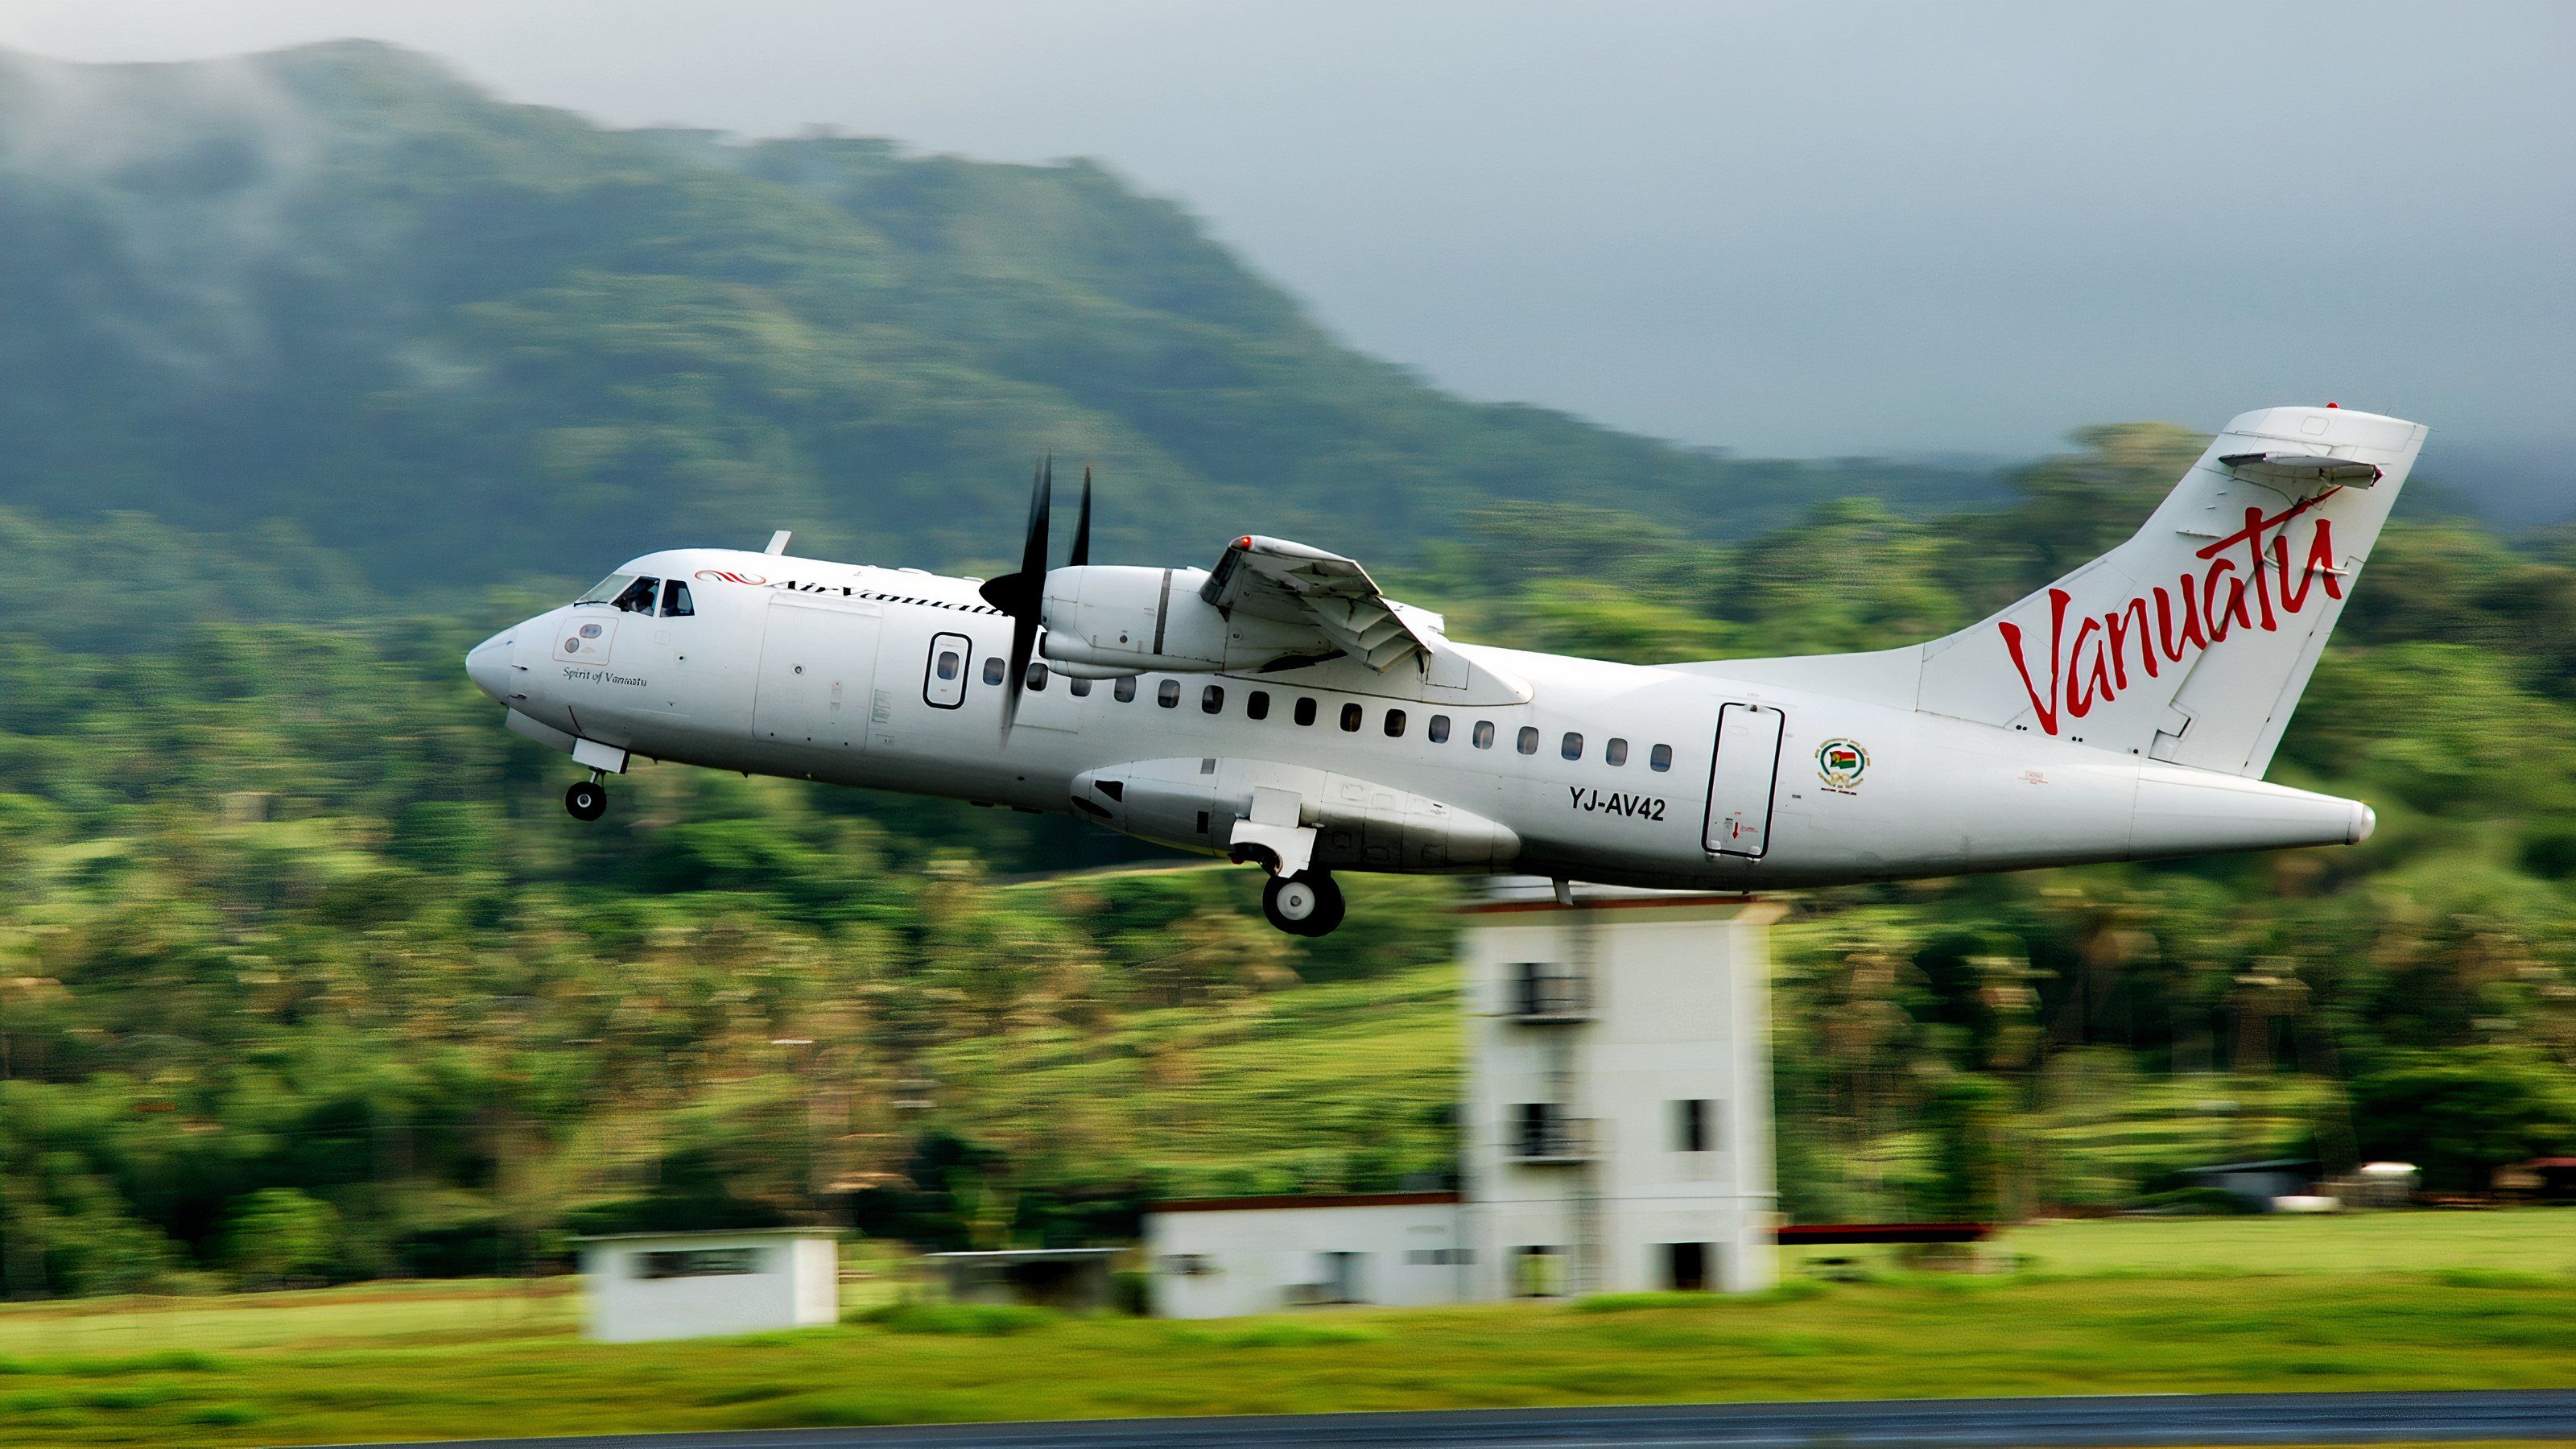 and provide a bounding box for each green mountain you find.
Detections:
[0,39,2000,621]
